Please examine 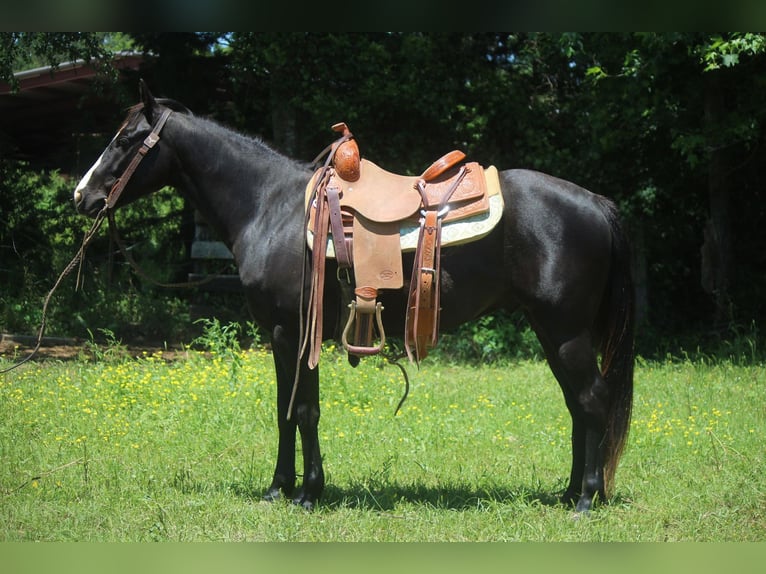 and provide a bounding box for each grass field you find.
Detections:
[1,343,764,541]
